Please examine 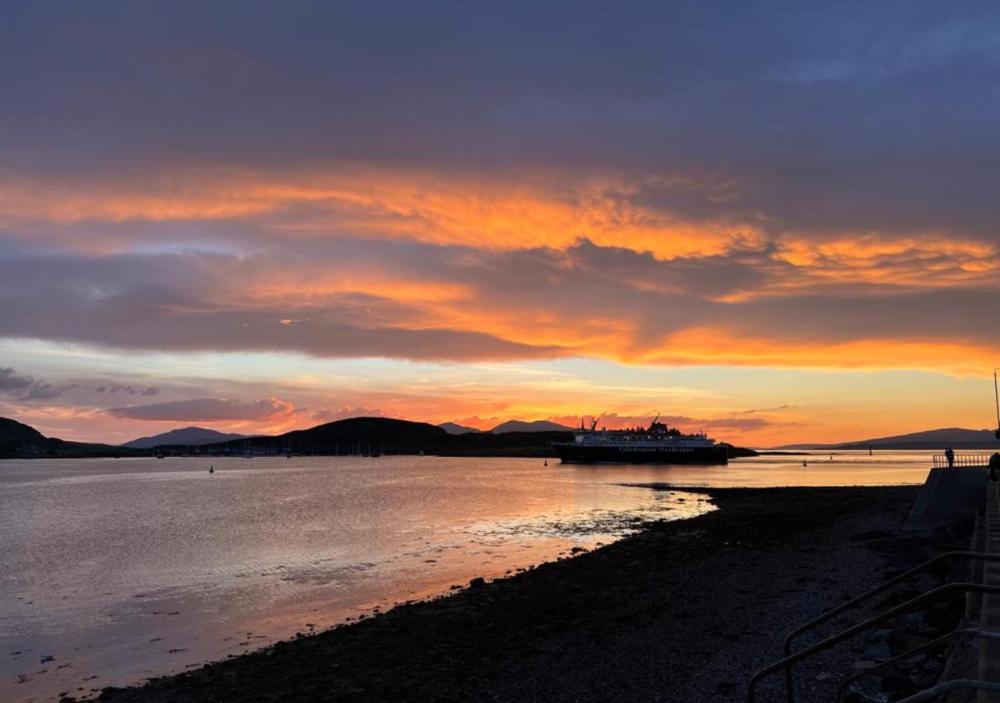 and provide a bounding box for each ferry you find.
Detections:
[552,416,729,465]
